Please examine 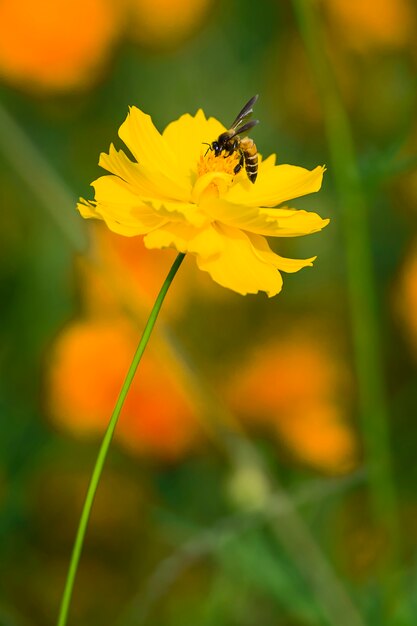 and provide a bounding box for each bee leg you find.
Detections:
[234,152,244,175]
[227,139,239,159]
